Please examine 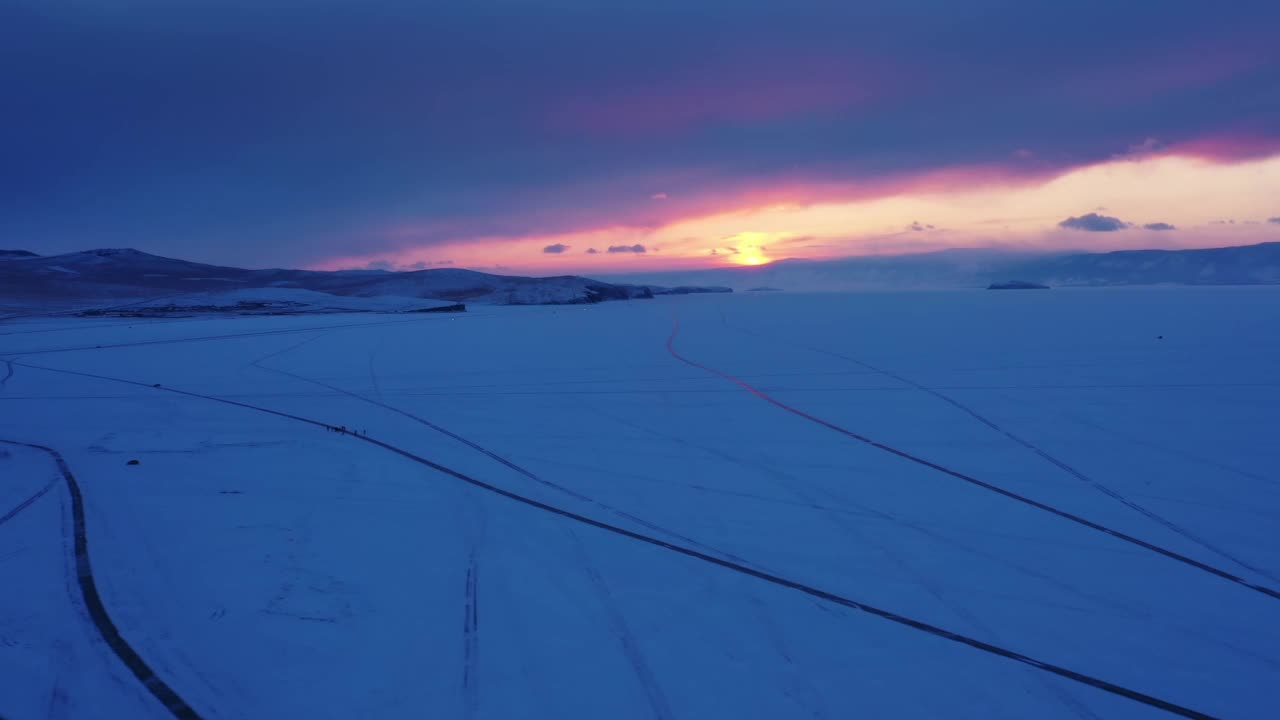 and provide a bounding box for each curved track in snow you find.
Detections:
[0,315,446,358]
[251,338,682,719]
[11,359,1220,719]
[719,309,1276,584]
[251,350,753,565]
[0,439,204,720]
[665,312,1280,602]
